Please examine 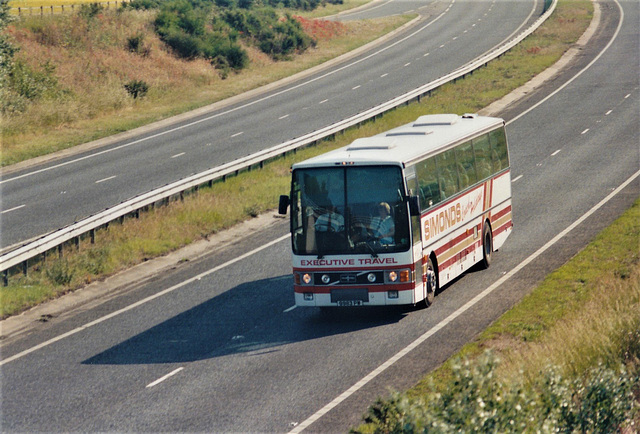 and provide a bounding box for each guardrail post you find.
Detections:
[2,270,8,286]
[58,244,63,258]
[90,229,95,244]
[74,237,79,251]
[23,260,28,277]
